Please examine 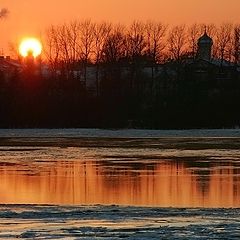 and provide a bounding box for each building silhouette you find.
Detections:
[197,31,213,61]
